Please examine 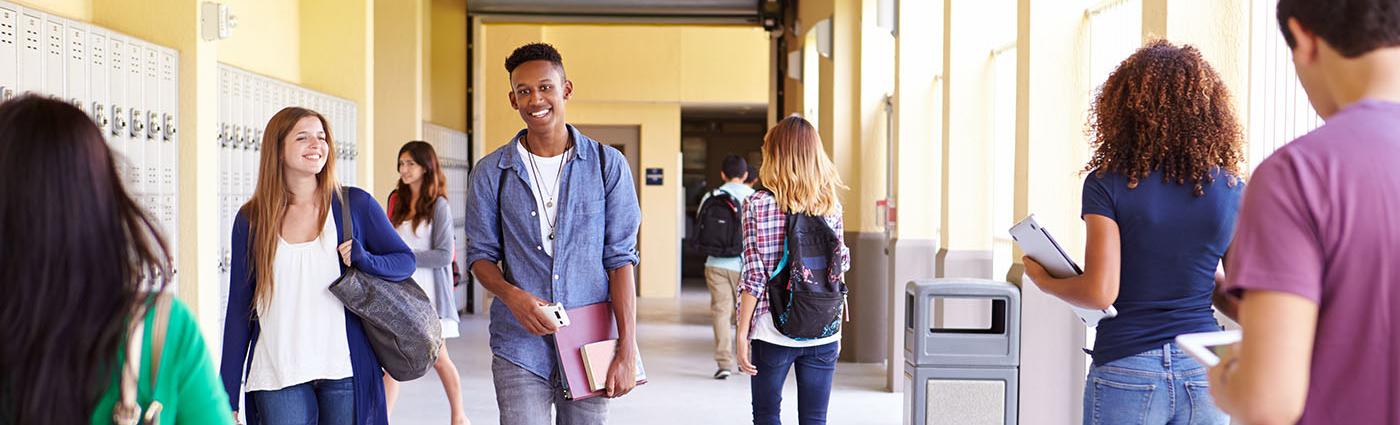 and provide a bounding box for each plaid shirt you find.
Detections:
[738,190,851,338]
